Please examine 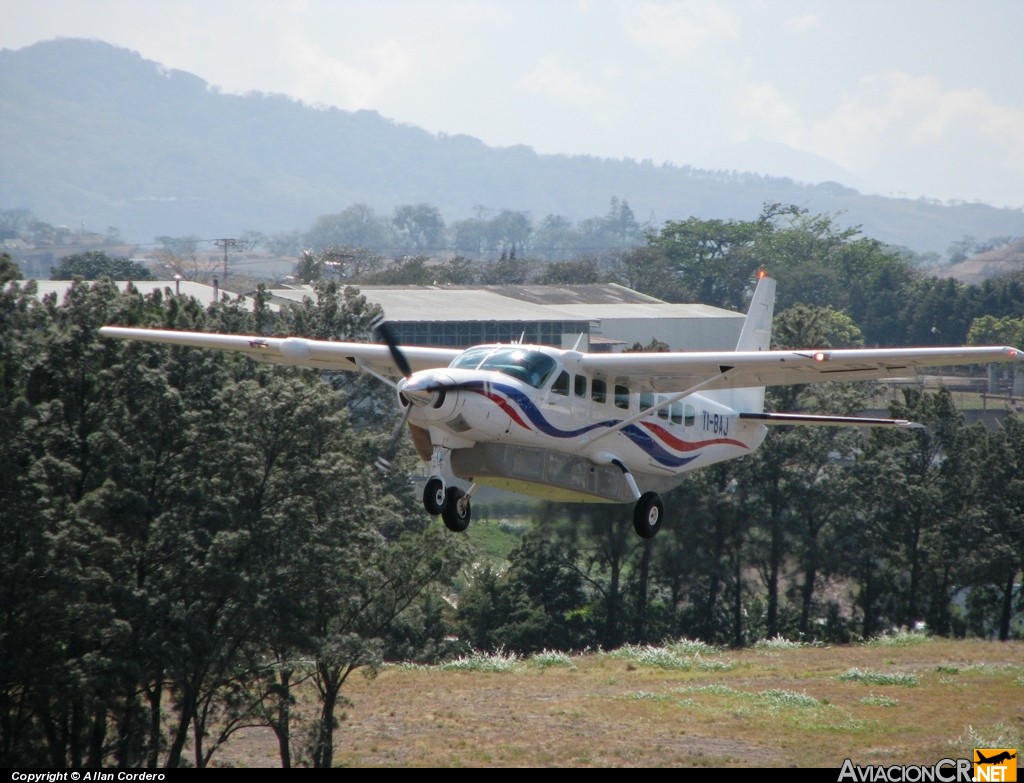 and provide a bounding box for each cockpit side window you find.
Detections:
[551,370,570,396]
